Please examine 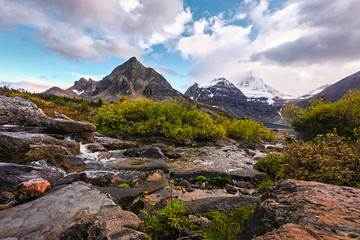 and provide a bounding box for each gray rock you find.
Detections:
[228,169,266,184]
[225,184,238,194]
[151,143,181,159]
[129,170,167,193]
[139,147,165,159]
[96,136,138,150]
[97,187,143,210]
[124,148,141,157]
[47,119,96,134]
[171,170,231,183]
[0,182,117,240]
[107,159,169,173]
[0,131,79,163]
[188,214,212,227]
